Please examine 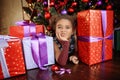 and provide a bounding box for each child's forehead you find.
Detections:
[56,18,72,23]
